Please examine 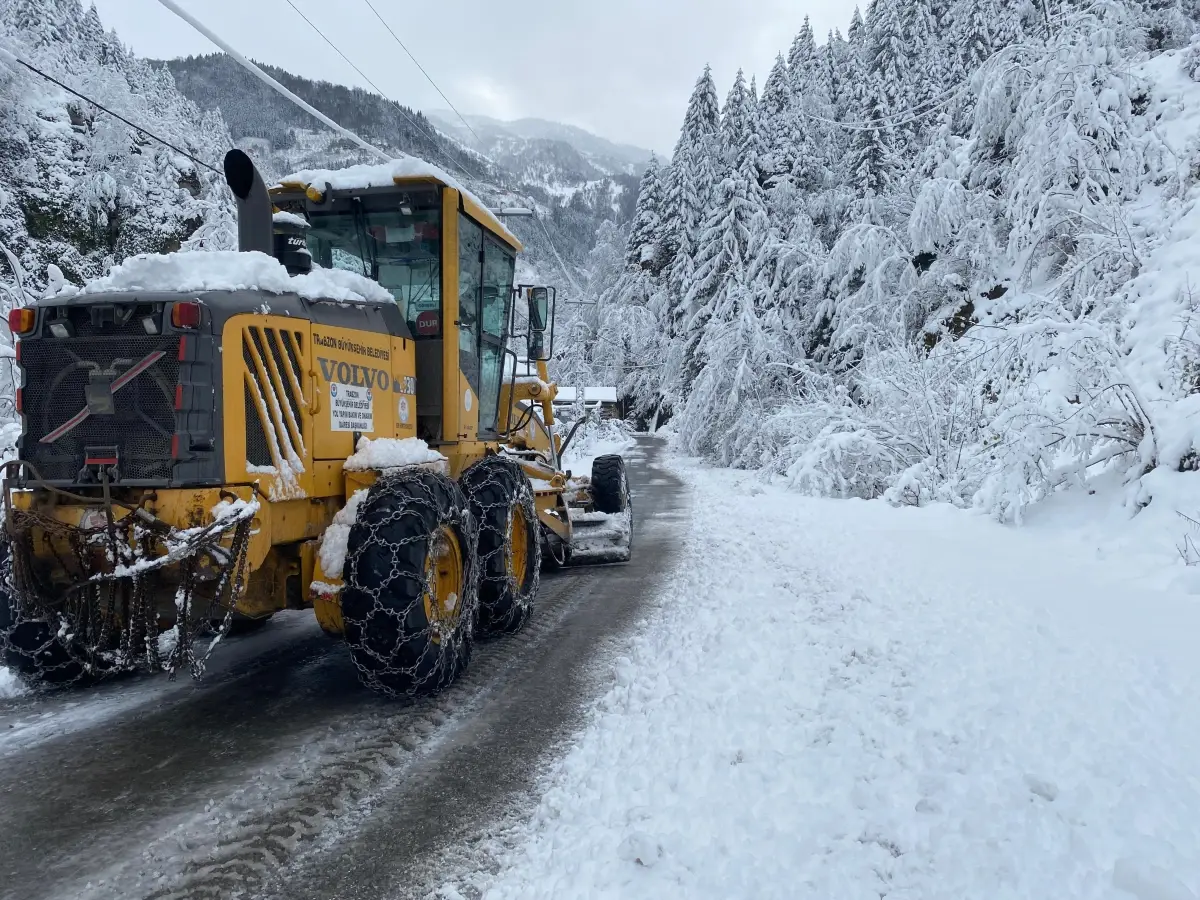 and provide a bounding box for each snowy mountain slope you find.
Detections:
[444,457,1200,900]
[162,53,488,186]
[161,54,645,276]
[425,110,653,177]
